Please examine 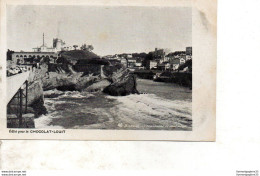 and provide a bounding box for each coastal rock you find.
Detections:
[30,97,47,118]
[42,72,79,90]
[103,70,139,96]
[28,52,137,95]
[42,71,100,91]
[23,113,35,128]
[84,79,111,92]
[27,80,44,105]
[26,81,47,118]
